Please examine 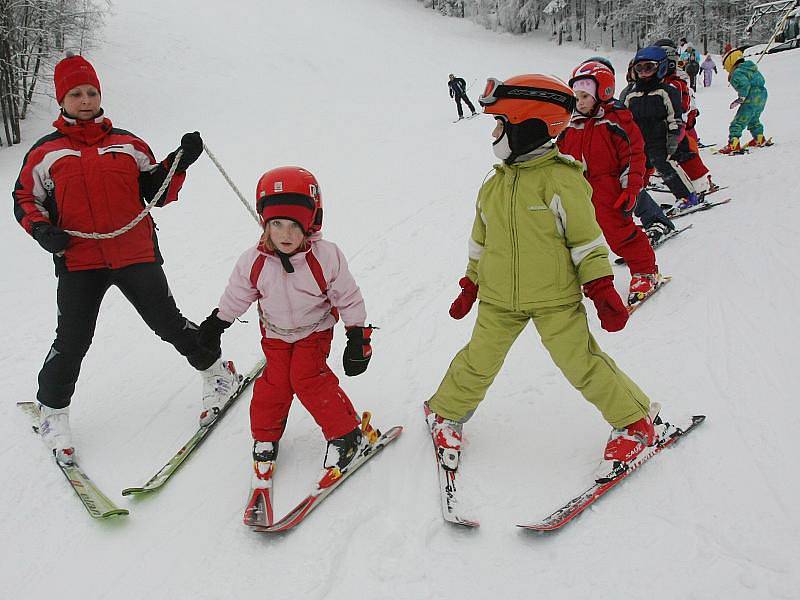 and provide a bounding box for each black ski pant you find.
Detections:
[37,262,217,408]
[646,145,693,200]
[635,190,674,231]
[454,94,476,118]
